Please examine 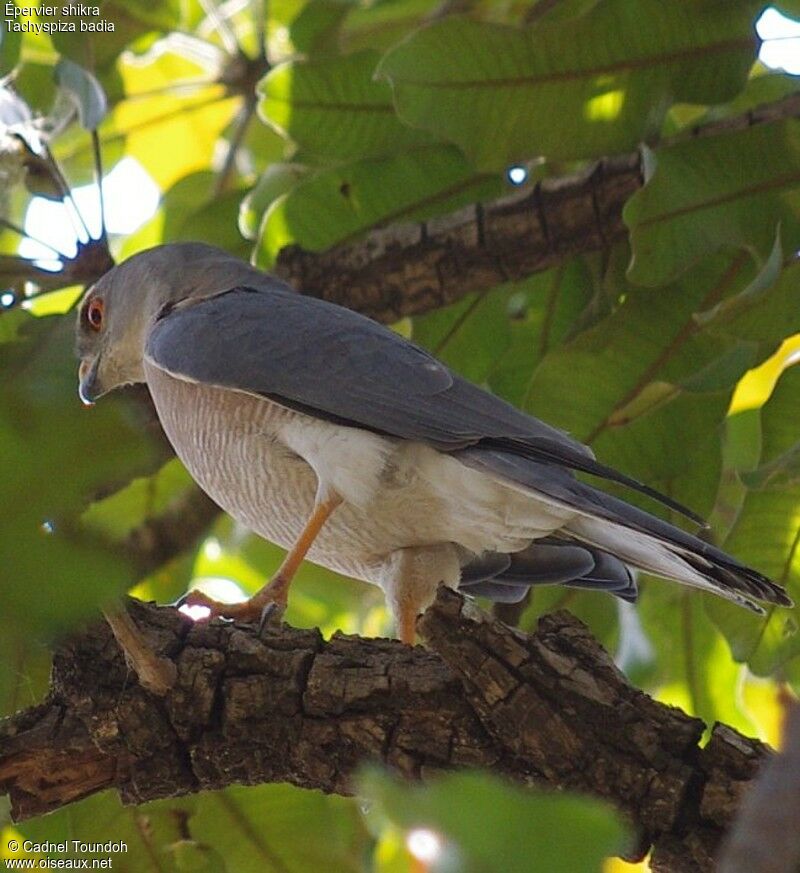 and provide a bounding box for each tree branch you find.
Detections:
[275,93,800,323]
[0,589,771,872]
